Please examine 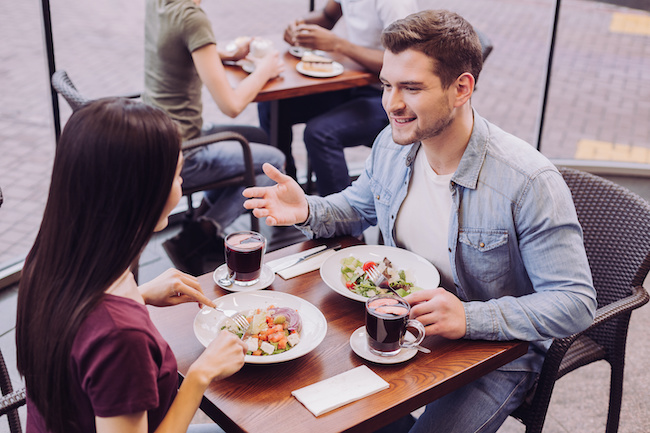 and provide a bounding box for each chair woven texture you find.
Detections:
[0,349,25,433]
[511,167,650,433]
